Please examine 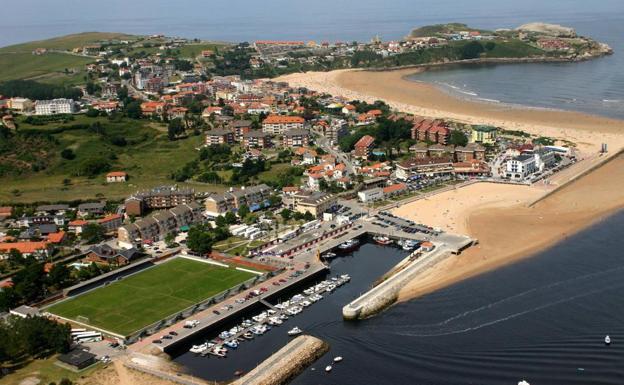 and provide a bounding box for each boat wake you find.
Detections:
[393,265,624,337]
